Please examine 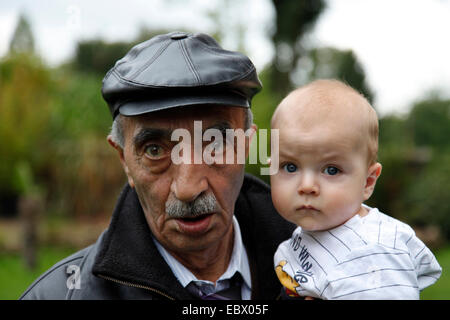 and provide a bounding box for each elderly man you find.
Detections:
[20,32,294,300]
